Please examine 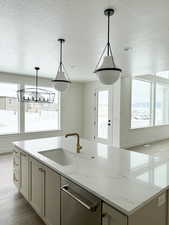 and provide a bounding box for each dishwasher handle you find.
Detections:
[61,185,99,212]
